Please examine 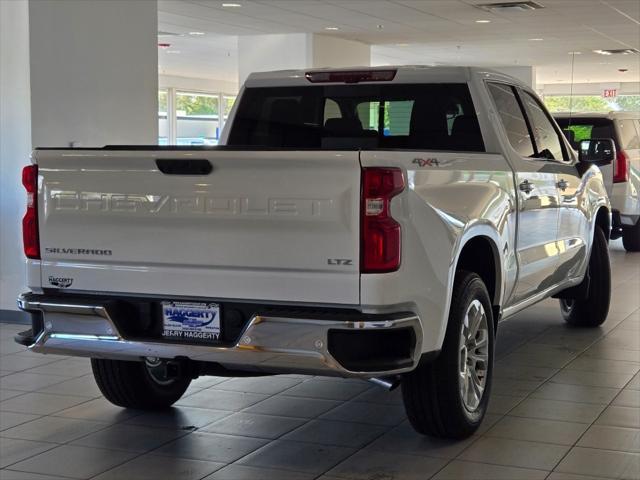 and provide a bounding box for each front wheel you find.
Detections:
[560,226,611,327]
[91,358,192,409]
[401,271,494,439]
